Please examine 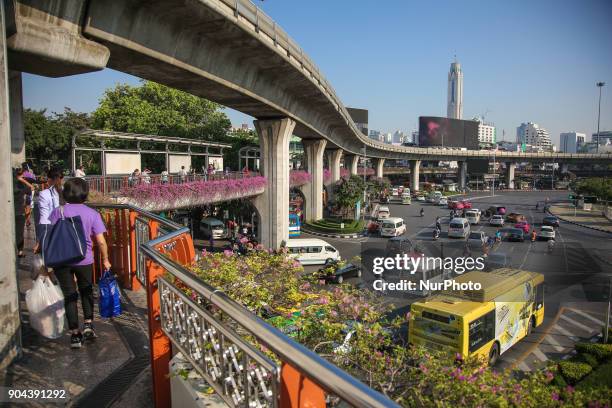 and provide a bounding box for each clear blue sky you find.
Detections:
[23,0,612,146]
